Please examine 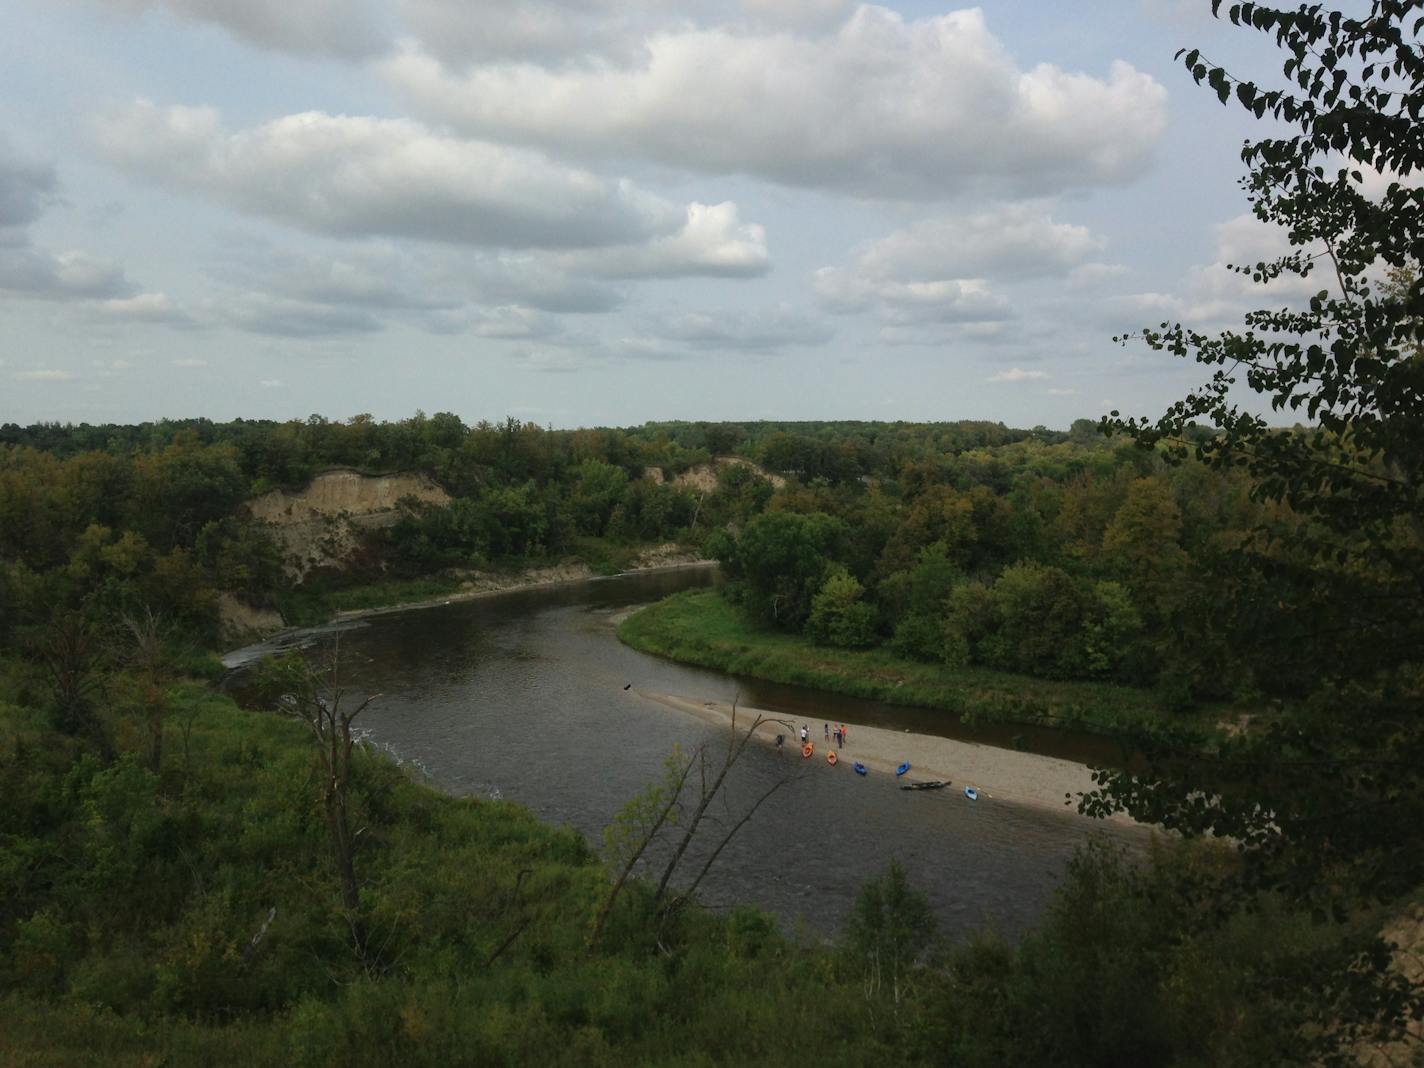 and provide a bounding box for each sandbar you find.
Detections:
[634,690,1147,829]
